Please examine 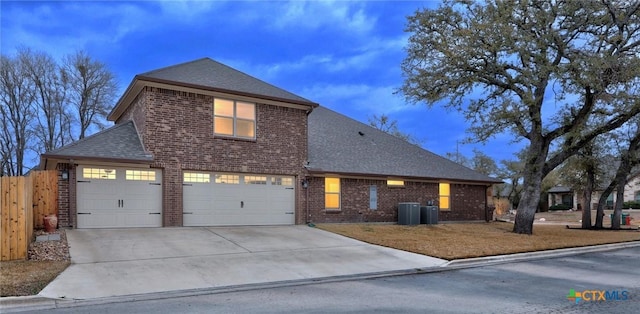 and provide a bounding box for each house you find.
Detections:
[548,170,640,211]
[40,58,501,229]
[548,186,575,209]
